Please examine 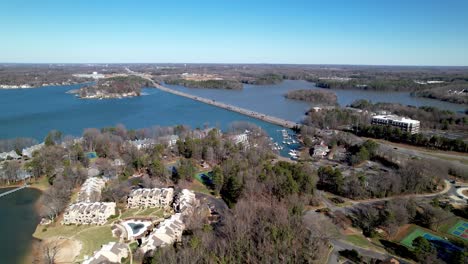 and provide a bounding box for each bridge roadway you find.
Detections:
[143,78,300,129]
[0,184,28,198]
